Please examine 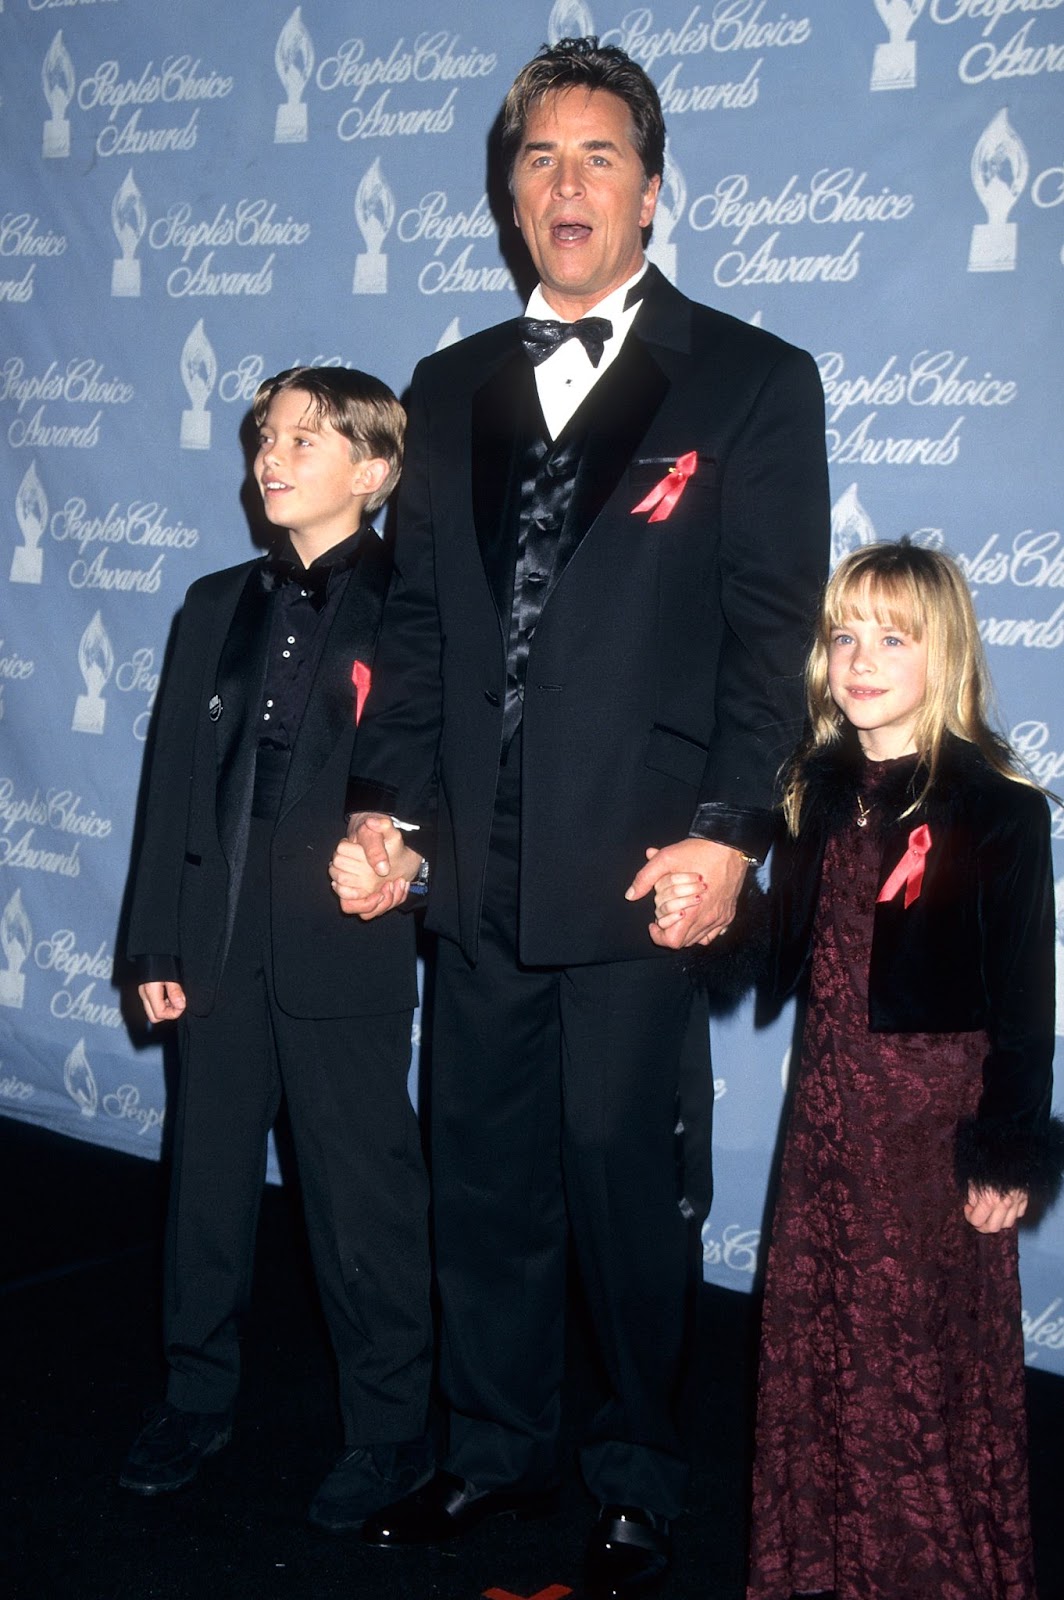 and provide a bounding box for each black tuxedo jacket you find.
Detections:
[127,530,417,1018]
[349,267,830,966]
